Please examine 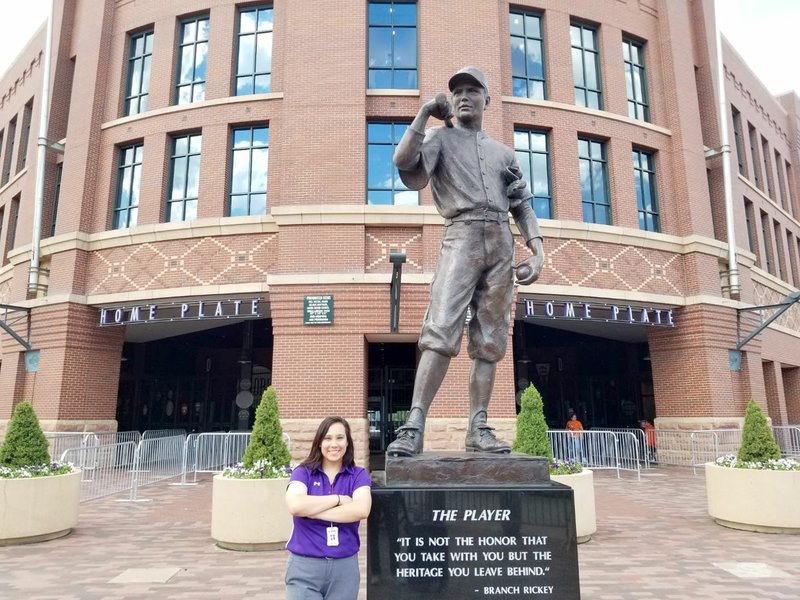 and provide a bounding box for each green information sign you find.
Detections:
[304,295,334,325]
